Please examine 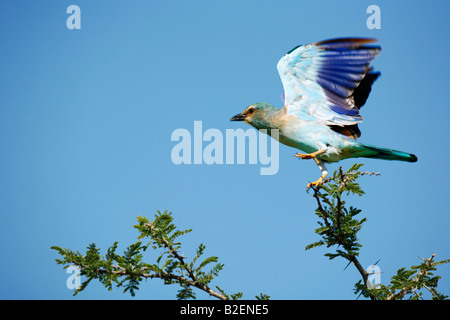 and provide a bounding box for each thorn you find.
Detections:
[344,260,353,271]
